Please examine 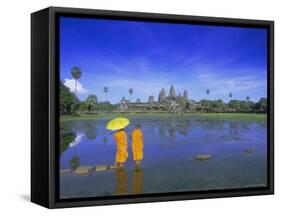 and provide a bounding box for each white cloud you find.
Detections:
[64,78,87,94]
[196,73,266,95]
[82,56,266,103]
